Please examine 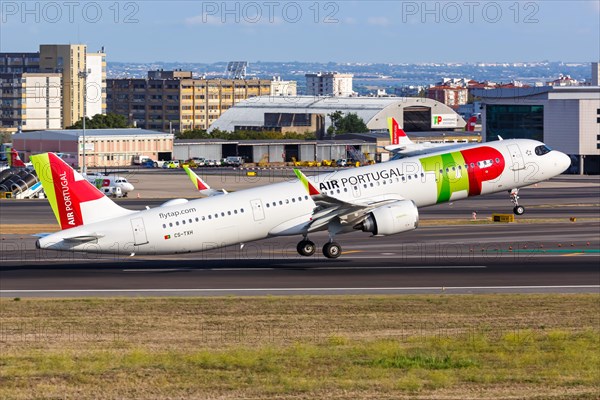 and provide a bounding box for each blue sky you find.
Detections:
[1,1,598,62]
